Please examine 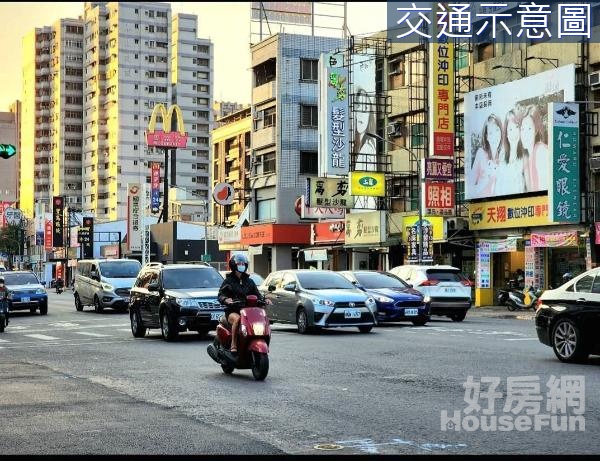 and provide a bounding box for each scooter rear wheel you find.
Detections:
[507,302,517,312]
[251,352,269,381]
[0,315,5,333]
